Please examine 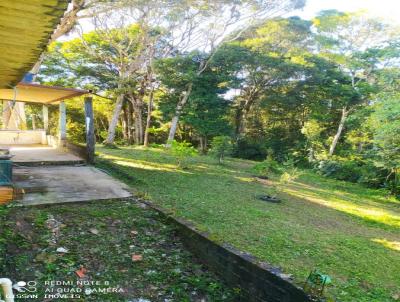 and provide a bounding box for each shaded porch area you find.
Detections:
[0,83,132,206]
